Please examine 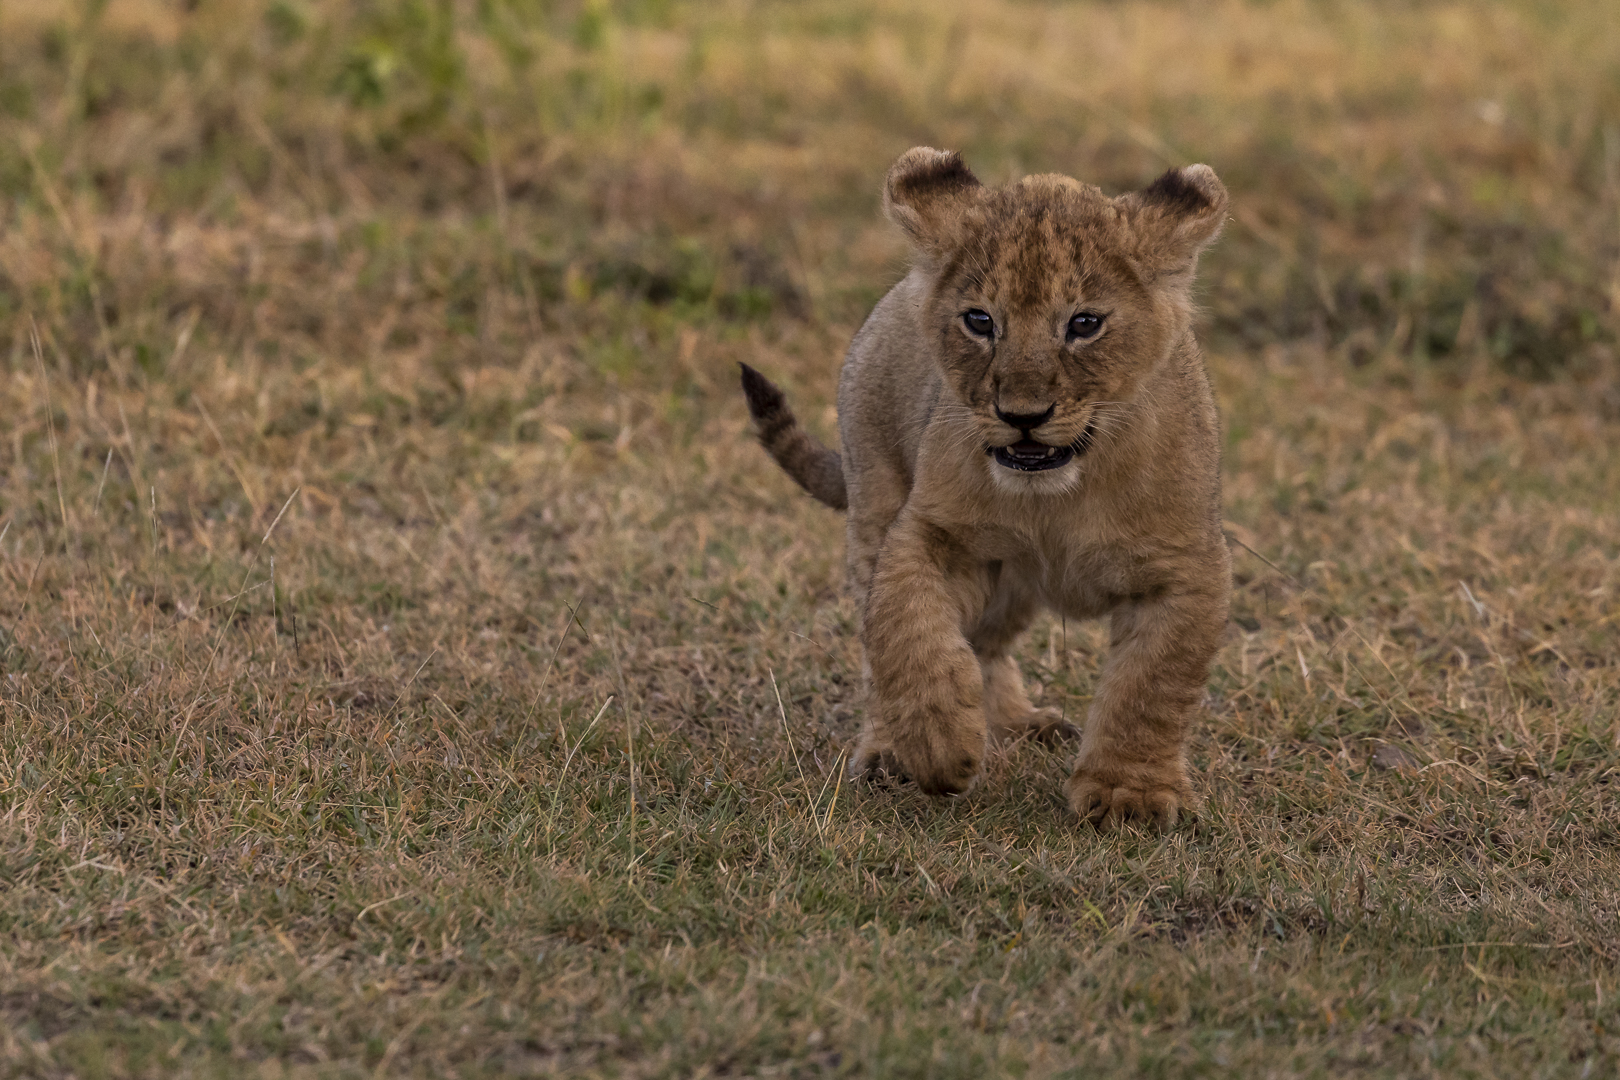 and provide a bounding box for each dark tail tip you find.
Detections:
[739,362,787,425]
